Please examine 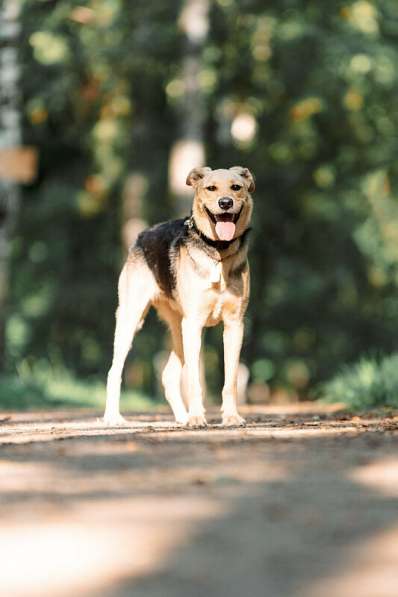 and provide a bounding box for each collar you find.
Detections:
[185,216,251,251]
